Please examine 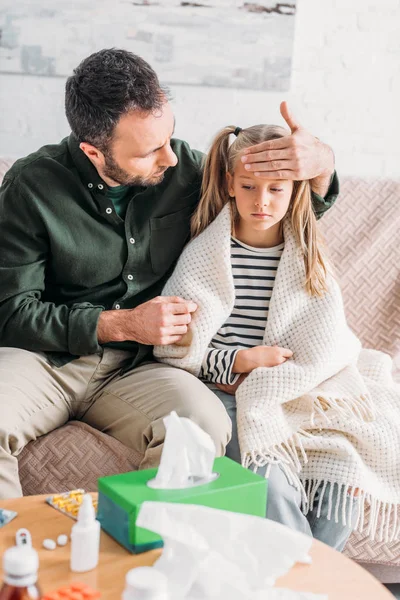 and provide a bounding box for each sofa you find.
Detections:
[1,158,399,581]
